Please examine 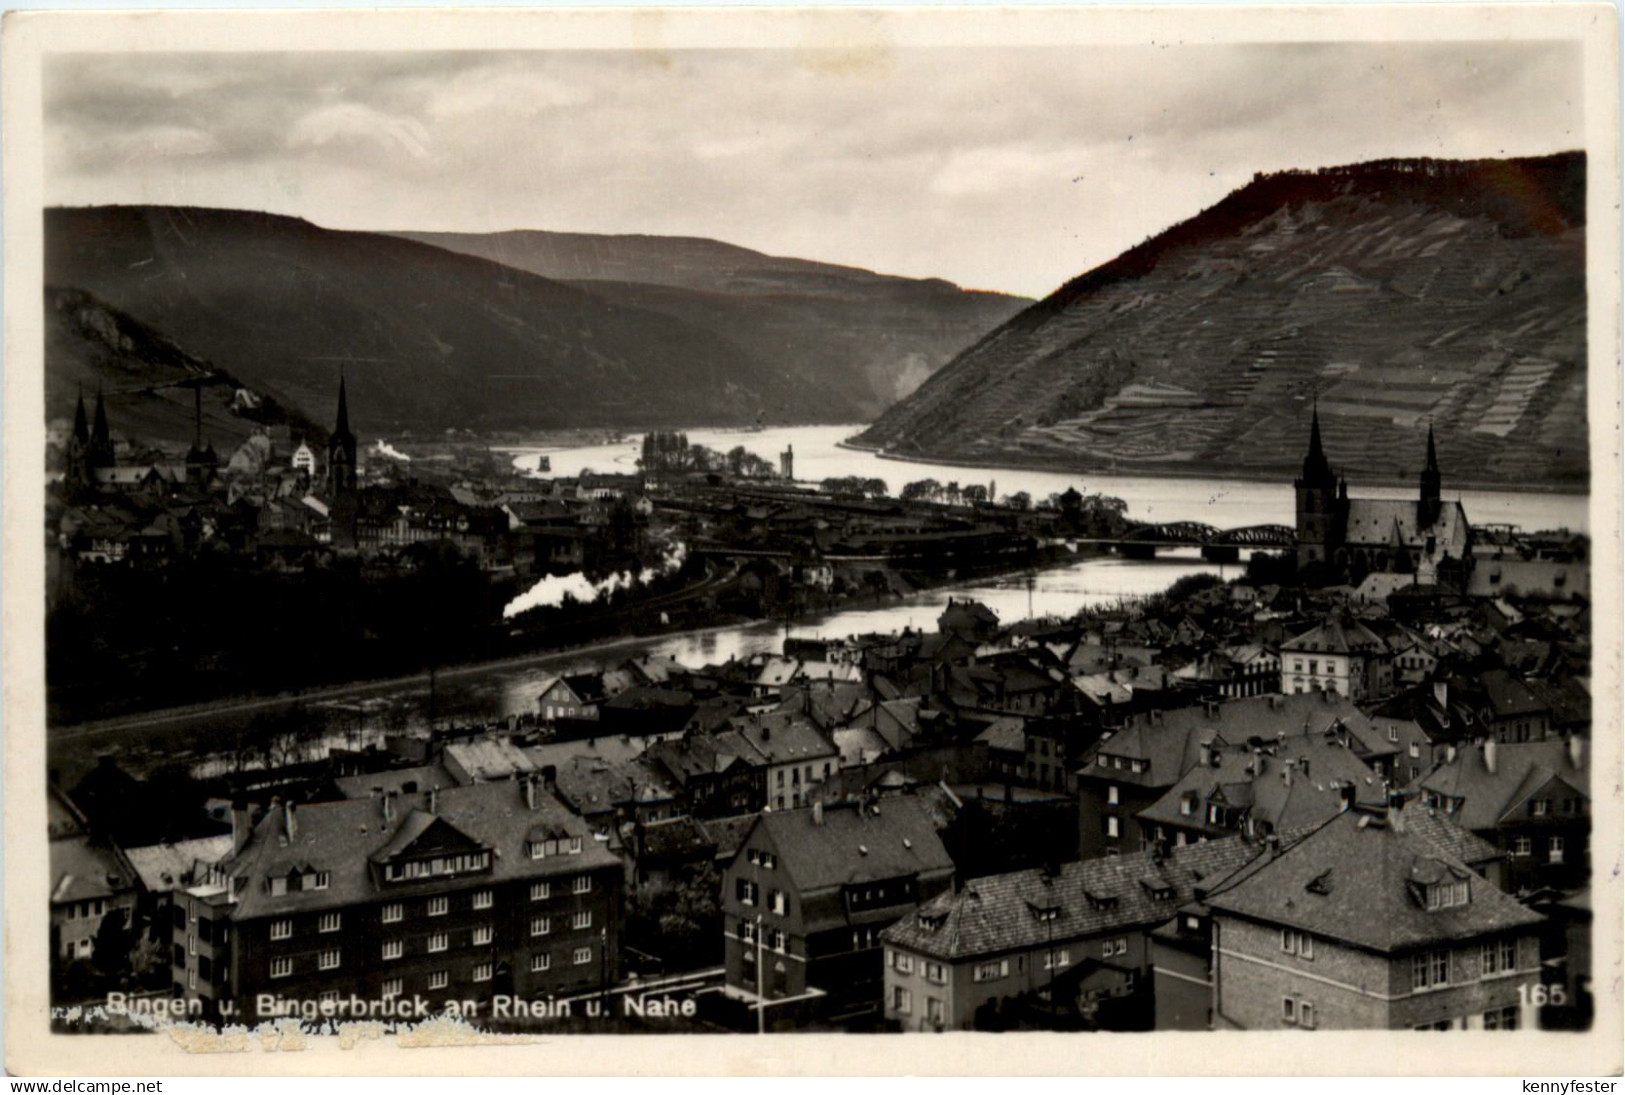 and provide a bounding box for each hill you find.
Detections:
[855,153,1589,490]
[44,285,320,455]
[394,229,1029,418]
[44,206,910,439]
